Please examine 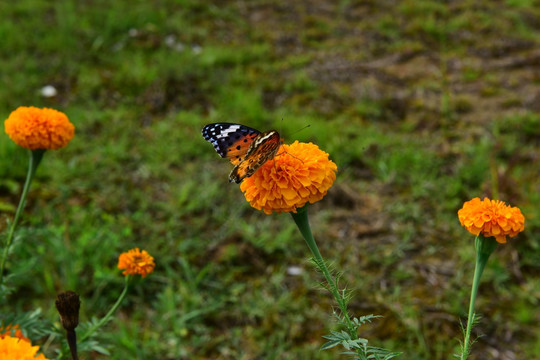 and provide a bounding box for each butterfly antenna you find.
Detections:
[274,120,308,164]
[288,124,311,136]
